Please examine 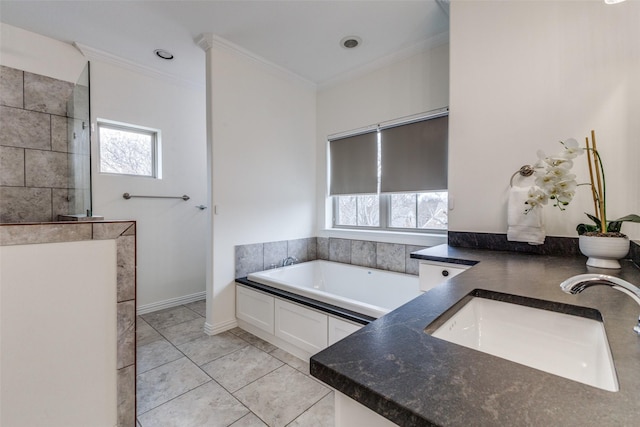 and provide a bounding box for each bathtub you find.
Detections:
[247,260,421,318]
